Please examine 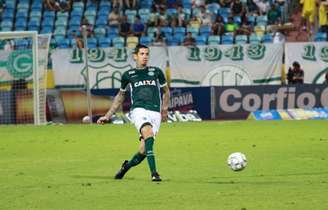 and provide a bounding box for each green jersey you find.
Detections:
[120,66,167,112]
